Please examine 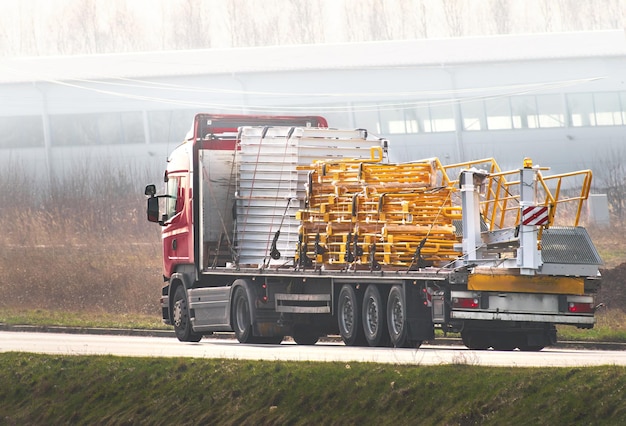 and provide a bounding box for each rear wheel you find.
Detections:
[362,285,390,347]
[172,285,203,343]
[337,285,366,346]
[255,336,284,345]
[516,331,547,352]
[292,326,319,345]
[492,333,516,351]
[387,285,411,348]
[519,343,545,351]
[461,330,490,350]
